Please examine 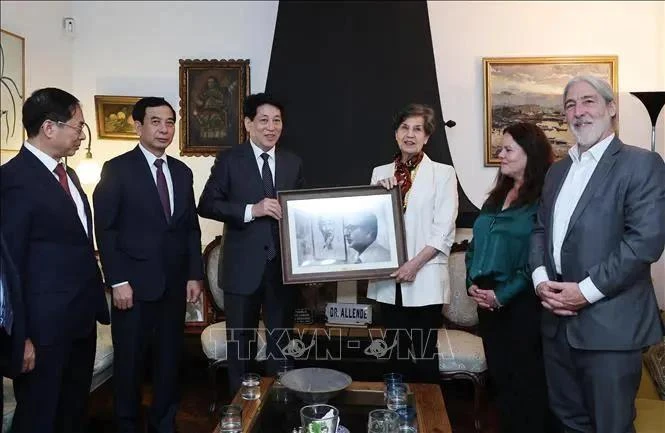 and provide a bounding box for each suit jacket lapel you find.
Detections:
[563,137,621,243]
[130,146,168,224]
[167,156,186,223]
[241,142,265,196]
[67,167,94,241]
